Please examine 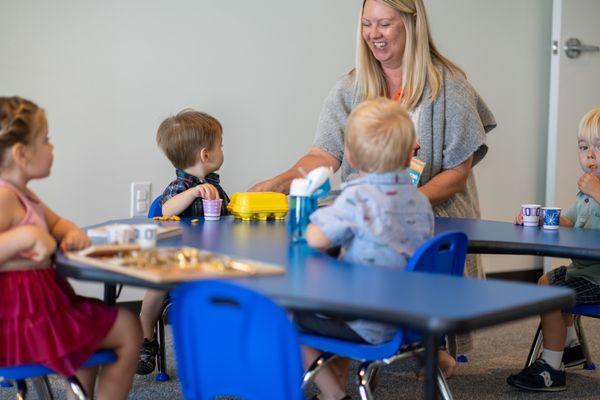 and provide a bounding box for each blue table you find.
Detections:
[55,217,575,400]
